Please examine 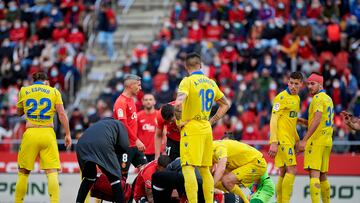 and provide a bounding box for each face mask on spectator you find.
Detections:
[300,20,308,26]
[263,3,269,9]
[9,6,17,12]
[299,40,305,47]
[357,53,360,60]
[72,6,78,12]
[0,4,4,9]
[143,75,151,81]
[14,23,21,29]
[190,6,198,12]
[246,126,254,133]
[233,22,241,28]
[235,123,243,131]
[72,28,78,33]
[296,2,303,9]
[161,84,169,92]
[265,58,272,66]
[51,9,58,15]
[176,22,183,29]
[115,71,123,78]
[224,23,230,29]
[277,2,285,9]
[2,40,9,47]
[214,61,221,67]
[333,80,340,88]
[330,68,337,76]
[116,83,124,92]
[210,20,218,26]
[192,24,199,30]
[245,5,252,13]
[14,64,21,72]
[0,26,6,31]
[270,82,277,90]
[225,46,233,52]
[269,23,275,29]
[240,83,246,91]
[175,4,181,11]
[51,69,58,77]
